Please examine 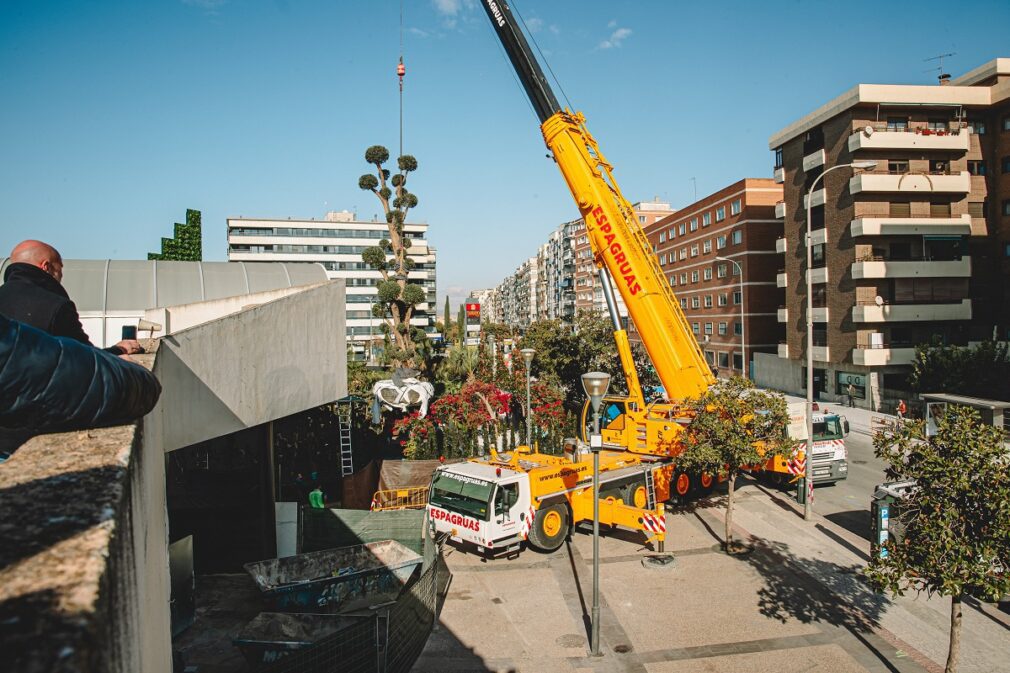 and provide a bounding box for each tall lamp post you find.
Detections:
[521,348,536,446]
[715,256,745,378]
[801,160,877,521]
[581,371,611,657]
